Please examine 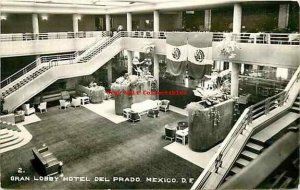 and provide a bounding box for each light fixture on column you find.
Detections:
[41,14,48,21]
[76,15,82,21]
[0,14,7,20]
